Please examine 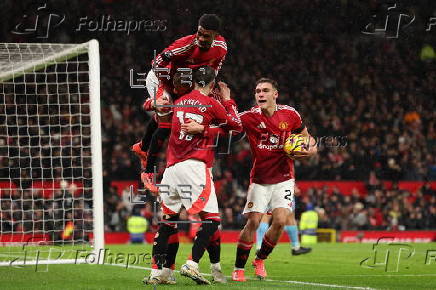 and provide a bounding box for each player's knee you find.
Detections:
[287,214,296,226]
[272,216,287,228]
[245,218,260,233]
